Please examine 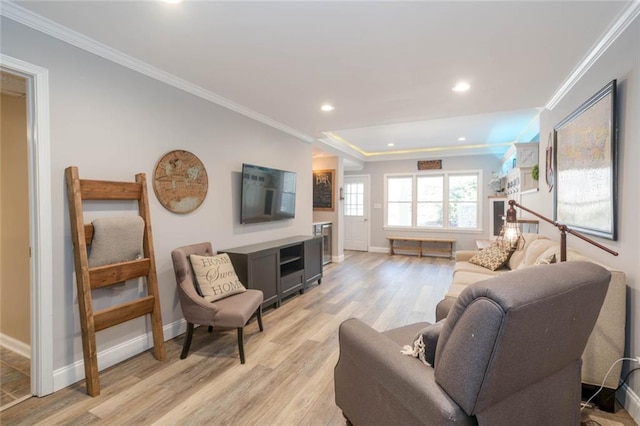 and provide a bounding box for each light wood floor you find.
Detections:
[0,347,31,409]
[0,251,636,425]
